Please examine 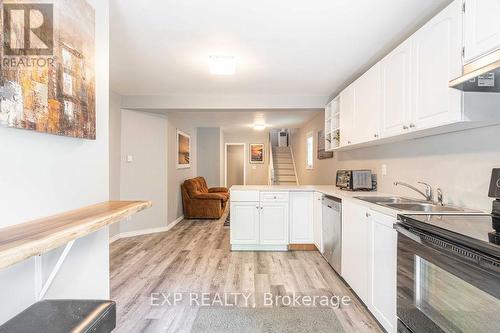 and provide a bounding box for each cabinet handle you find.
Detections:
[374,134,379,138]
[347,141,352,144]
[409,124,416,128]
[366,212,371,218]
[403,125,409,130]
